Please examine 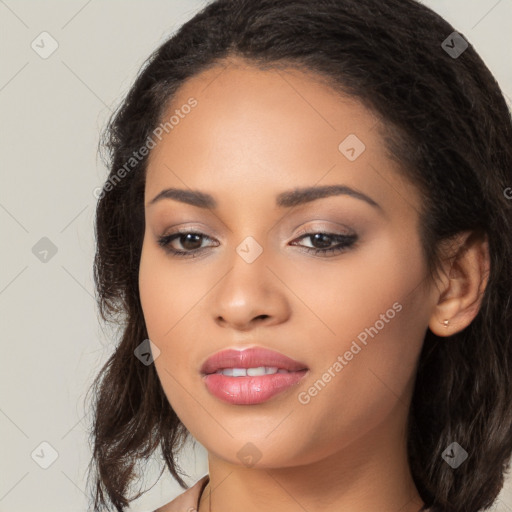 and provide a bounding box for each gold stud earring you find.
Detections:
[443,319,449,327]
